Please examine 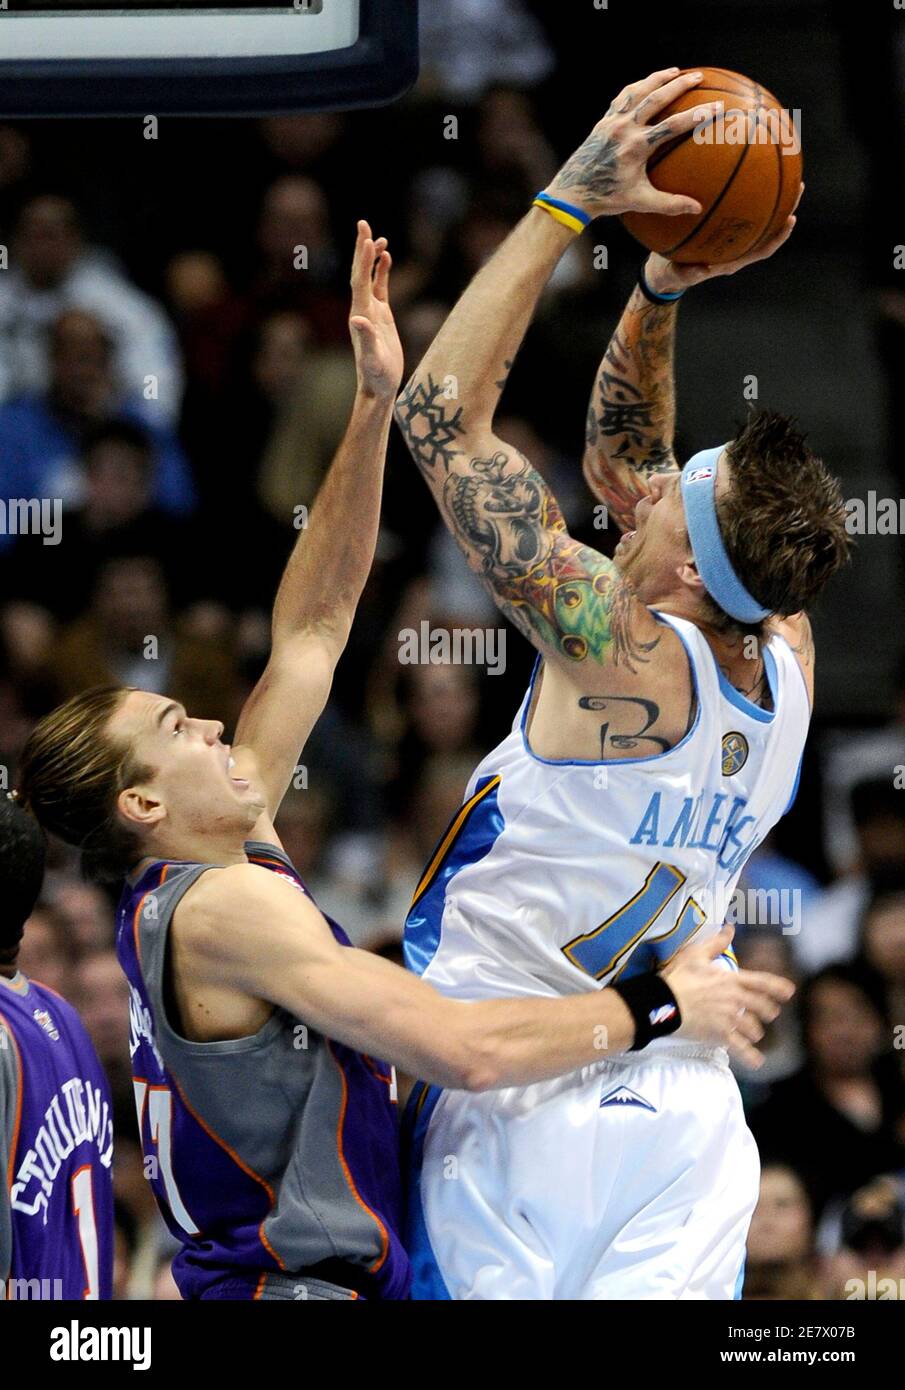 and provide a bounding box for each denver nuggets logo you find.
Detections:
[721,731,749,777]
